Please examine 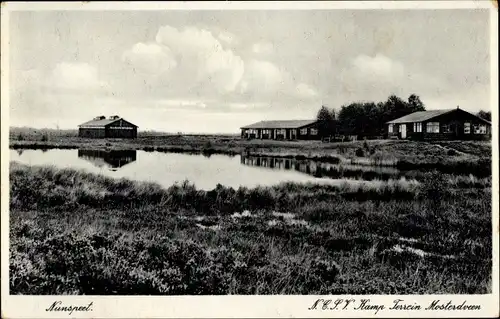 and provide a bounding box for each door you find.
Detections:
[450,122,459,138]
[400,124,407,139]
